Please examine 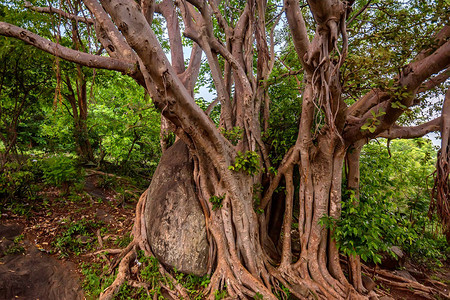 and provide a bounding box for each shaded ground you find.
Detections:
[0,171,138,300]
[0,223,83,300]
[0,171,449,299]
